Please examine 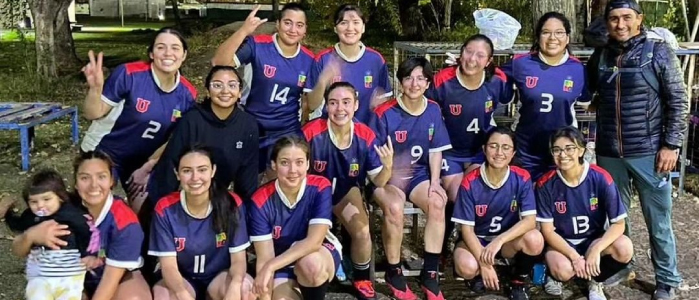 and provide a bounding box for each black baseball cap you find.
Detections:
[605,0,643,18]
